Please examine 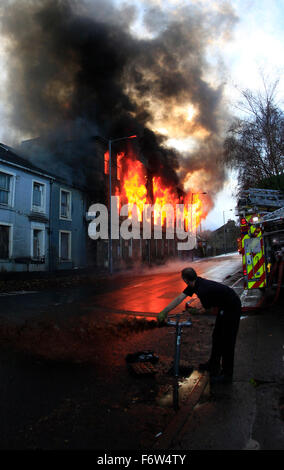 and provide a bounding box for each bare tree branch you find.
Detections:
[224,77,284,192]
